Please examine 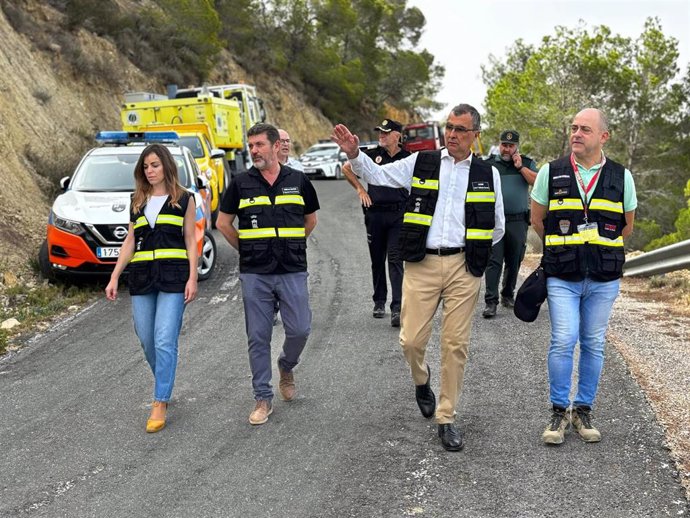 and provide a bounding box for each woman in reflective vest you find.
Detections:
[106,144,198,433]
